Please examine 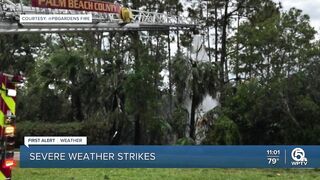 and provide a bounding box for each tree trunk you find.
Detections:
[189,93,197,140]
[131,31,142,144]
[214,5,218,63]
[168,32,173,117]
[189,75,197,140]
[70,68,83,121]
[134,114,141,144]
[207,2,212,62]
[235,13,240,84]
[96,32,102,75]
[220,0,229,86]
[71,88,83,121]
